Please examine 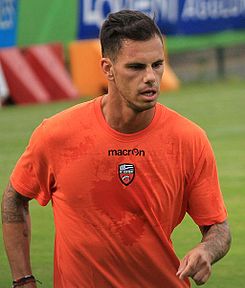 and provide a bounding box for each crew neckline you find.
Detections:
[94,96,164,142]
